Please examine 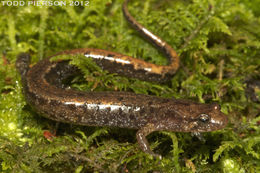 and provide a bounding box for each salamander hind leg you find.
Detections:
[136,123,162,159]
